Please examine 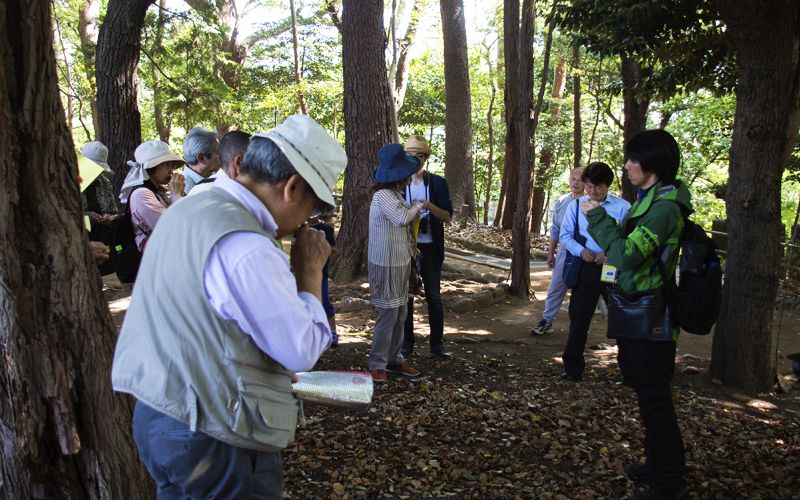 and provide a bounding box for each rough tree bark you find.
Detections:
[619,52,651,202]
[0,0,152,497]
[440,0,476,224]
[497,0,521,230]
[572,44,581,170]
[710,0,800,392]
[330,0,394,282]
[96,0,154,195]
[509,0,535,298]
